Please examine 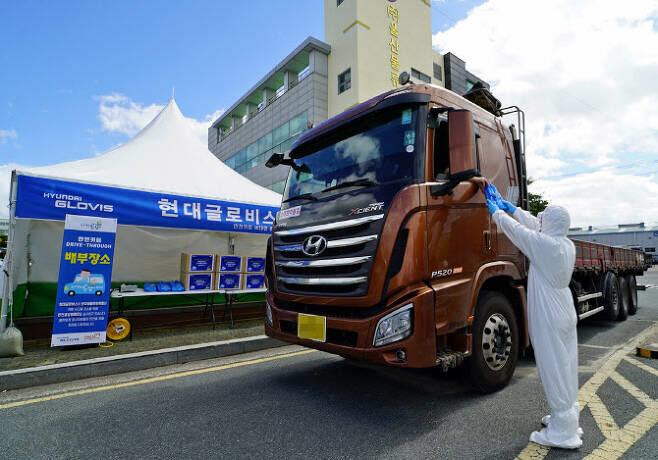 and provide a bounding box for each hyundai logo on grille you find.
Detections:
[302,235,327,256]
